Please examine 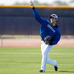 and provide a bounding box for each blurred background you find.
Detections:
[0,0,74,47]
[0,0,74,6]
